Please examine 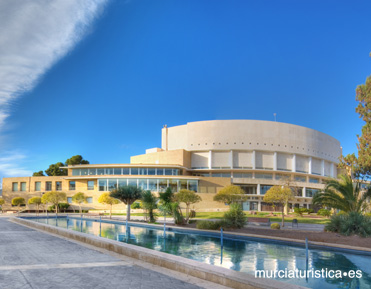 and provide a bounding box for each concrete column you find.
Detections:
[330,163,334,178]
[273,152,277,171]
[252,150,256,170]
[208,151,212,169]
[257,184,261,195]
[308,157,312,175]
[303,187,306,198]
[321,159,325,176]
[229,150,233,169]
[258,201,262,212]
[292,154,296,172]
